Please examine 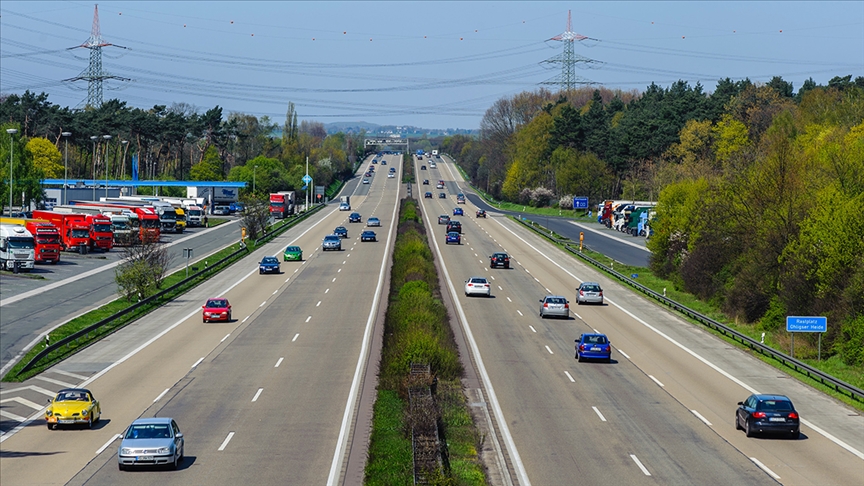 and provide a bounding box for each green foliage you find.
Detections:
[25,137,63,178]
[365,390,413,485]
[835,315,864,367]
